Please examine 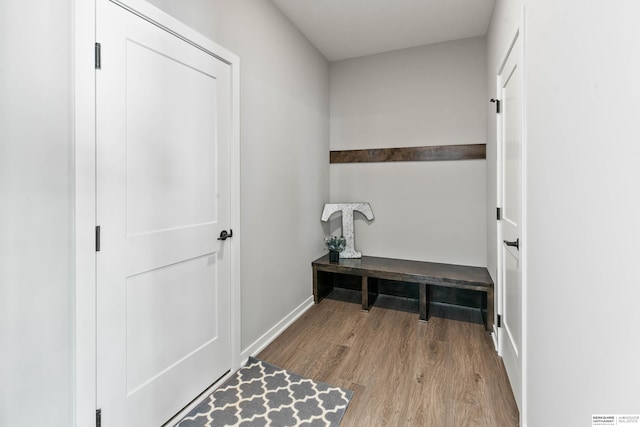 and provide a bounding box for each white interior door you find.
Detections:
[96,1,232,425]
[498,32,523,411]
